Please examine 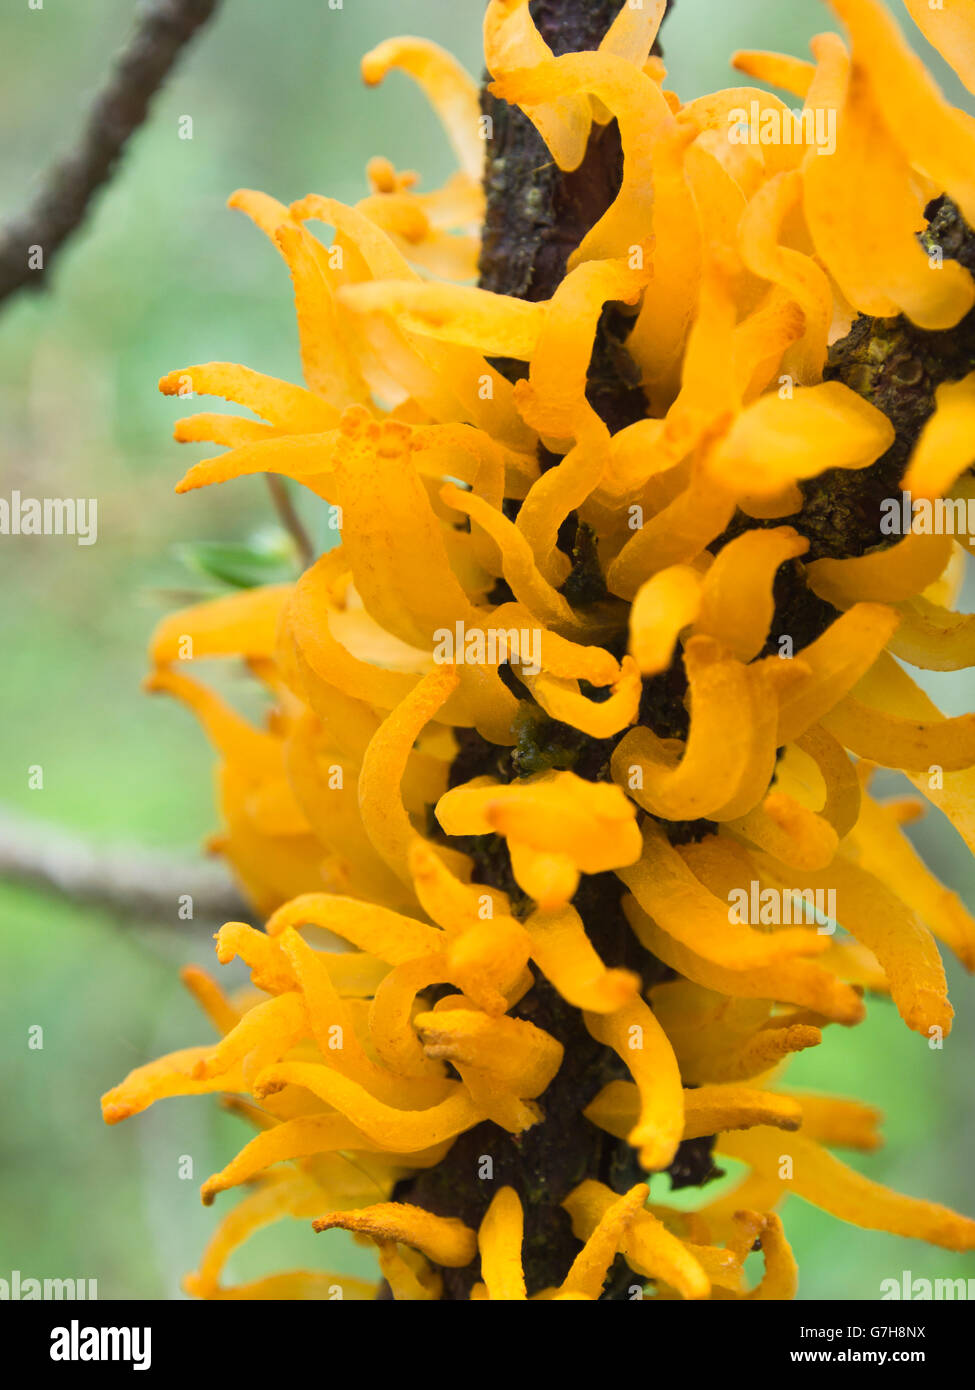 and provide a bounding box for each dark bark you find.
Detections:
[388,0,718,1303]
[0,0,222,304]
